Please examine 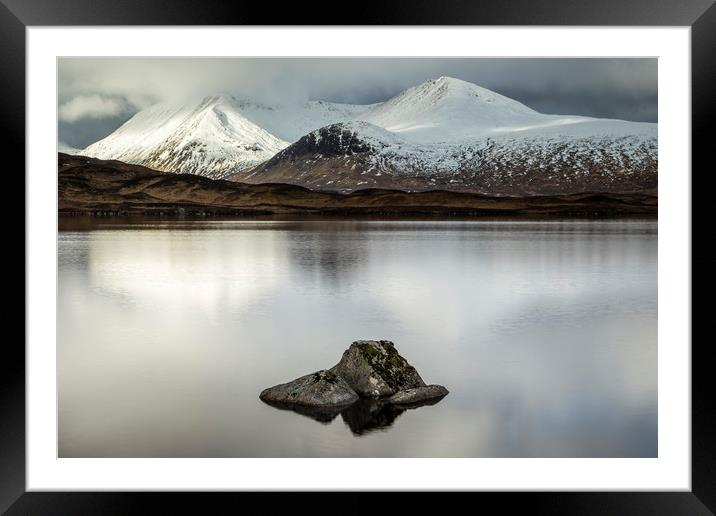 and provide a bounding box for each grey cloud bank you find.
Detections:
[59,58,657,148]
